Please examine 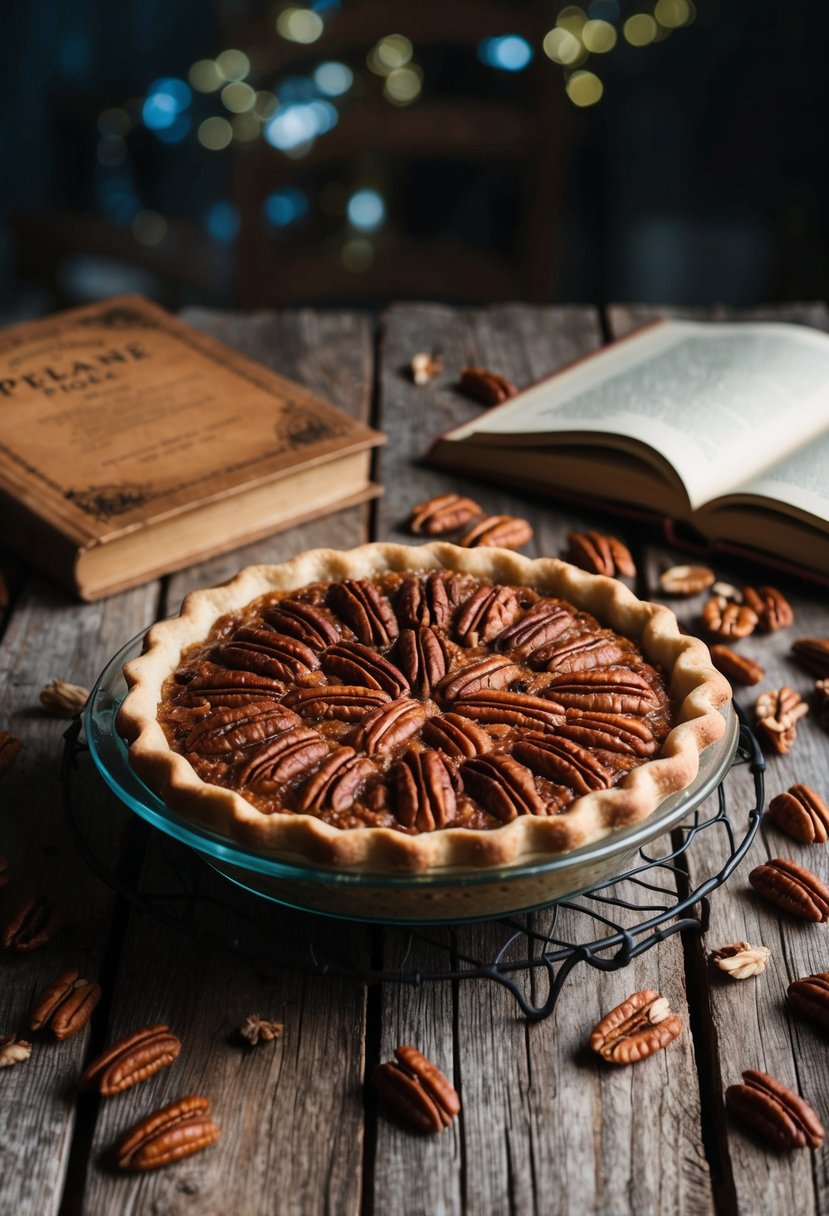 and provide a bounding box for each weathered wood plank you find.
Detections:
[0,575,160,1216]
[370,303,713,1215]
[610,302,829,1216]
[78,310,373,1216]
